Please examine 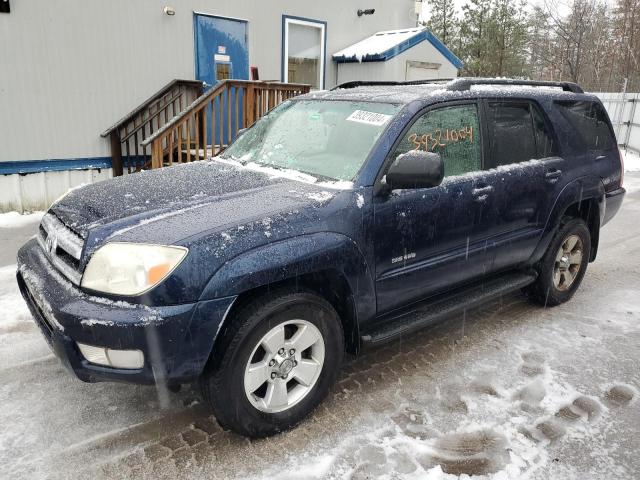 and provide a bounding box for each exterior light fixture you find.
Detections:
[163,6,176,16]
[357,9,375,16]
